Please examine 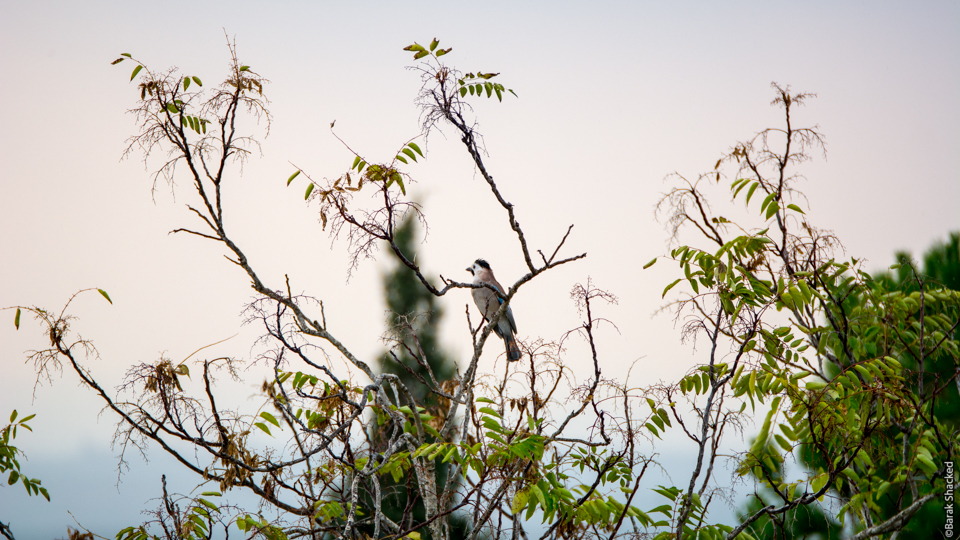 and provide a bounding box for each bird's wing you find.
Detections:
[488,276,506,300]
[485,275,518,332]
[504,305,518,334]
